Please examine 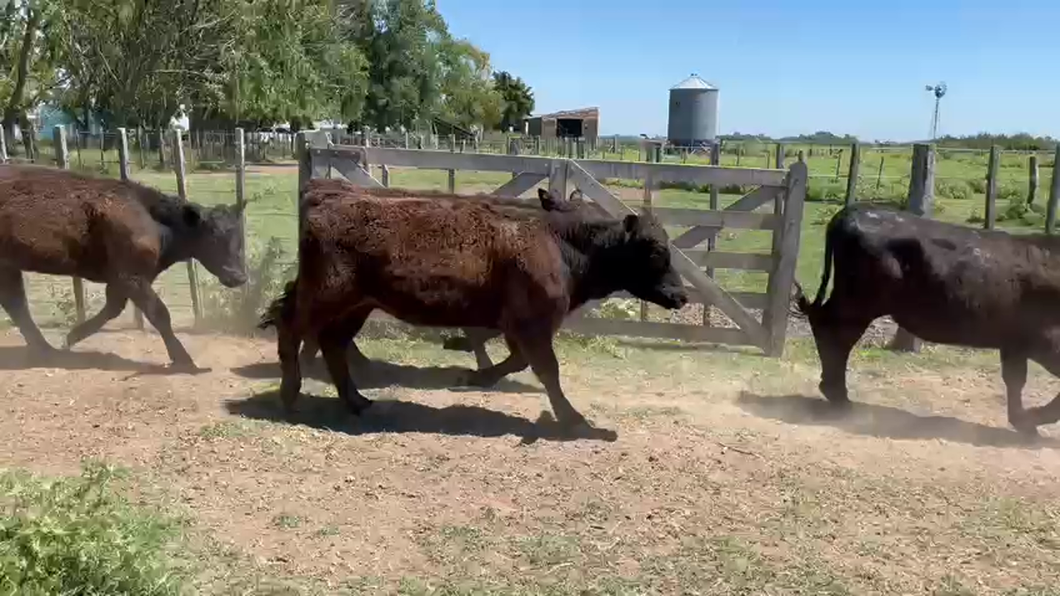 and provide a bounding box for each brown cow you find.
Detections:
[296,186,596,371]
[0,164,247,369]
[259,178,688,428]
